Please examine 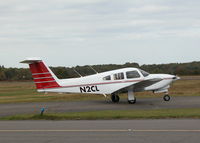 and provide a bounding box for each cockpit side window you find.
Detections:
[113,73,124,80]
[103,75,111,80]
[126,71,140,79]
[139,69,149,77]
